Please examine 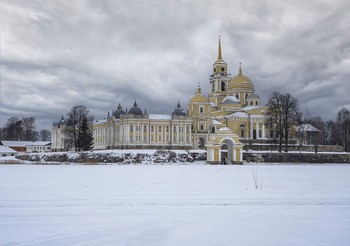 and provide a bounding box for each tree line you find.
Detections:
[0,117,51,141]
[1,105,94,152]
[266,91,350,152]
